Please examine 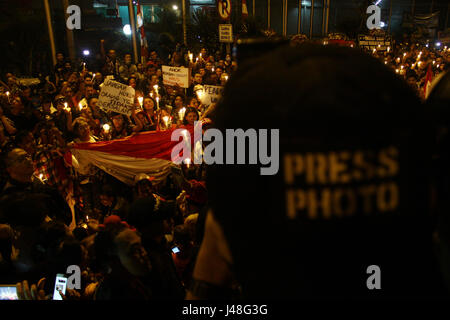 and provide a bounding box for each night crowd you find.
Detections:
[0,35,448,300]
